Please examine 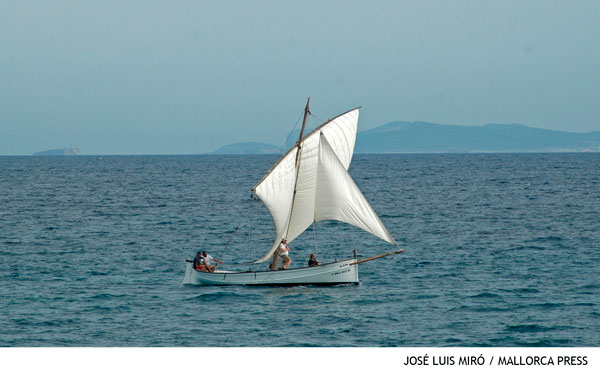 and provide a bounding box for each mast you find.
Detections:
[287,97,310,235]
[269,98,311,270]
[254,104,375,265]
